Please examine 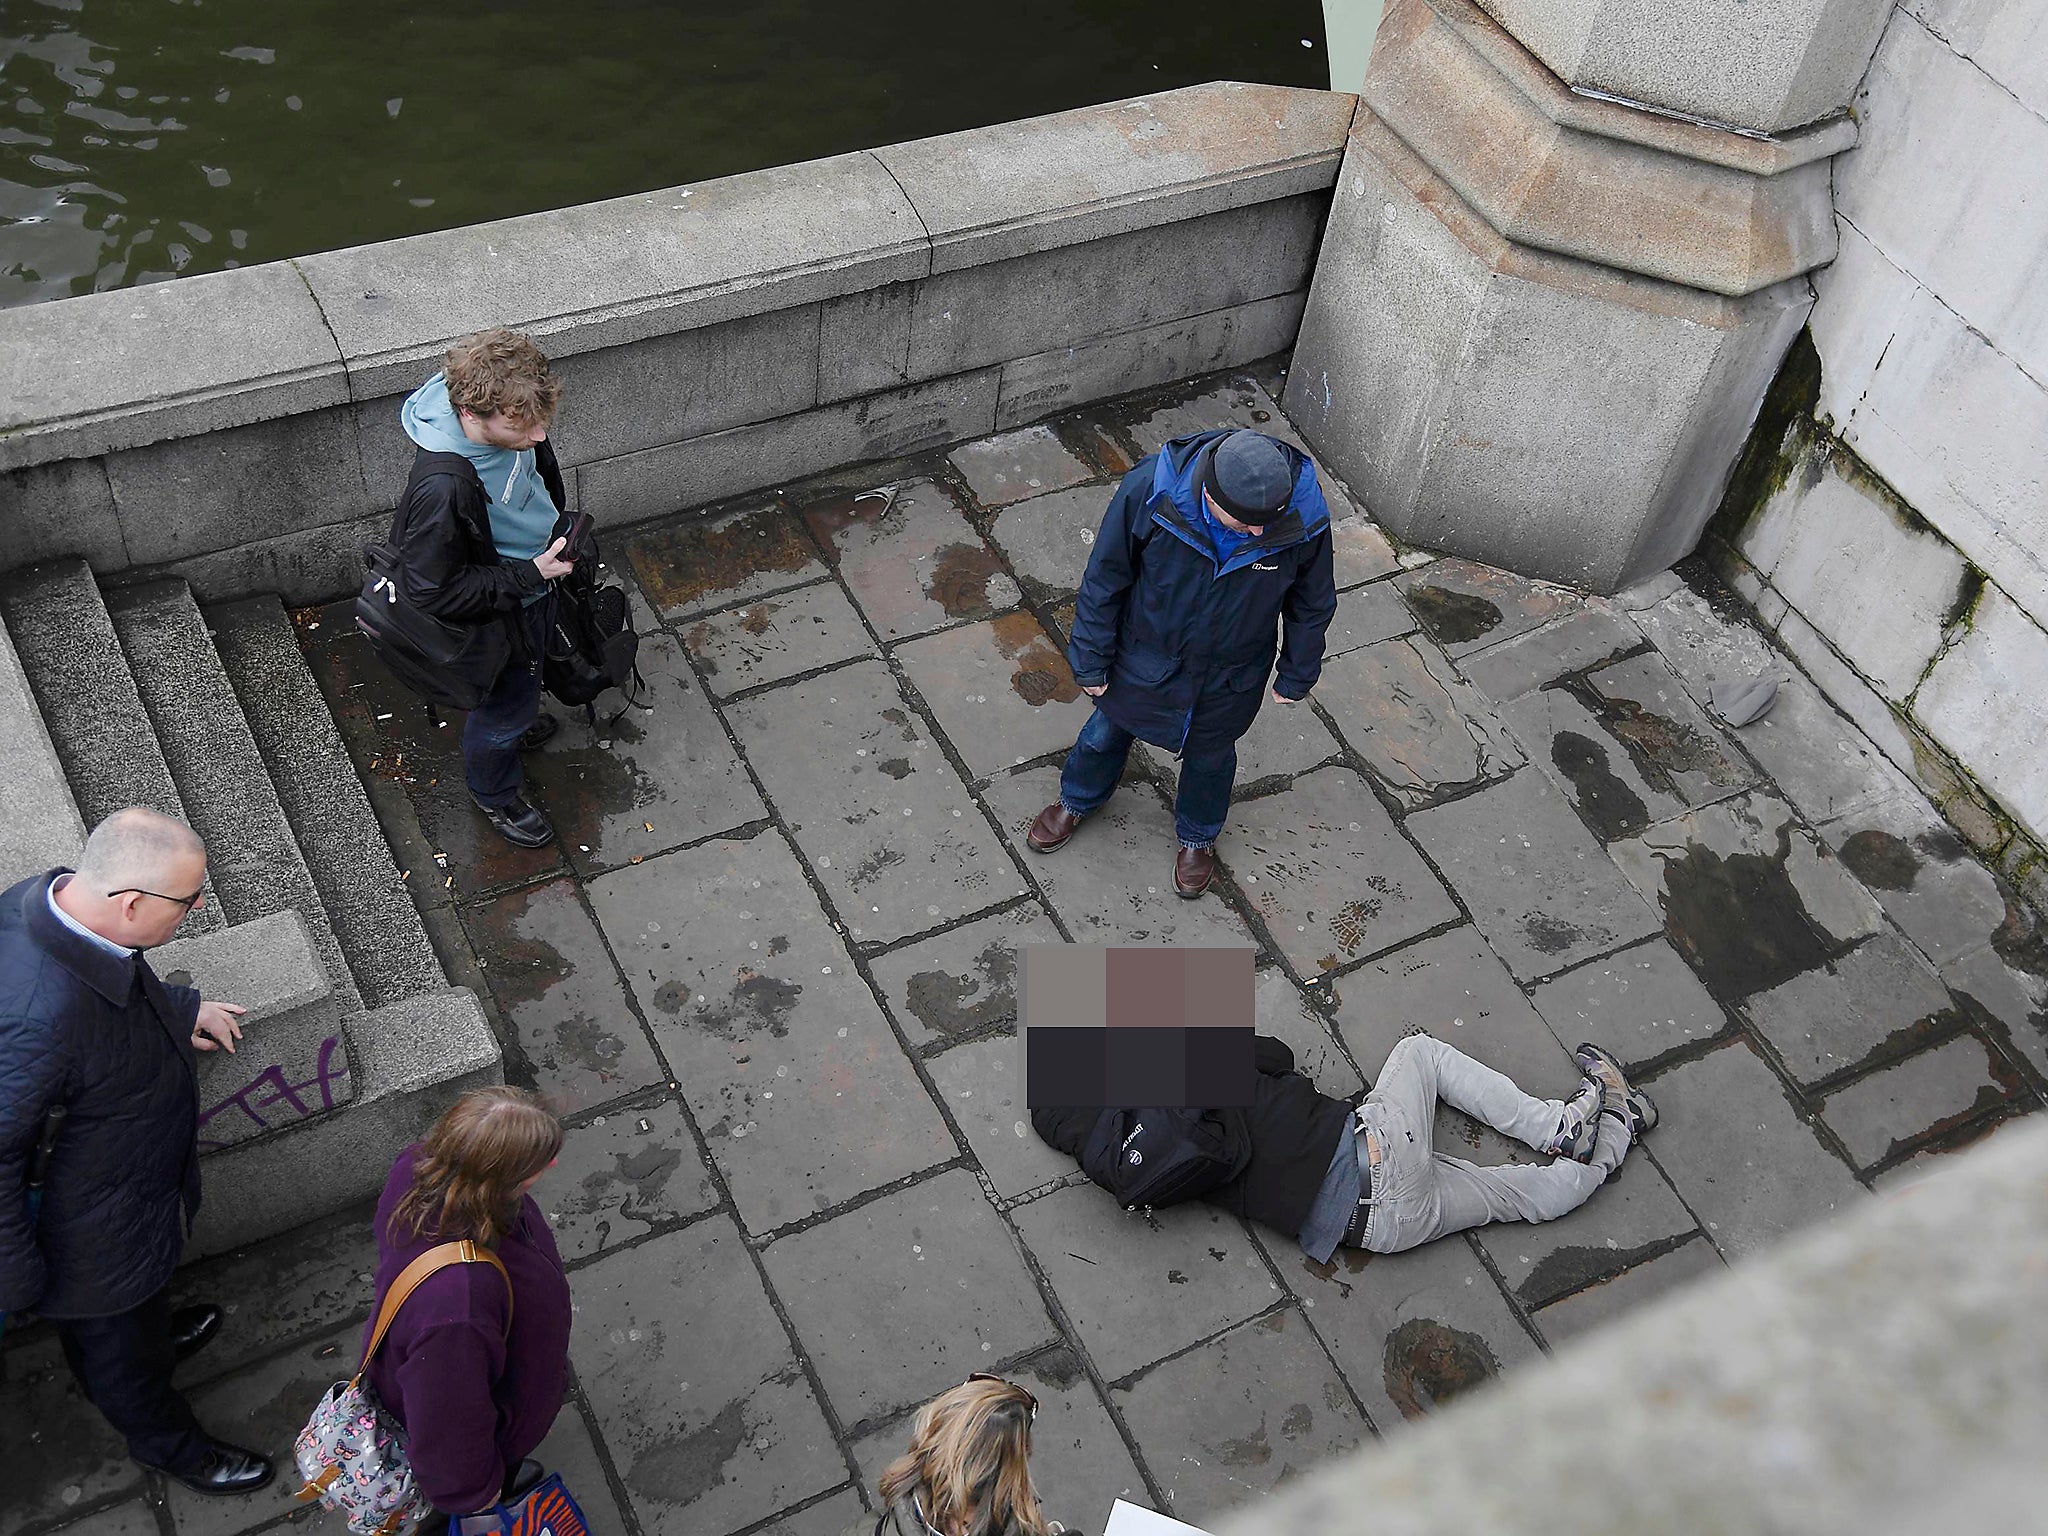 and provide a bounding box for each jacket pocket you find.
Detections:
[1114,647,1183,687]
[1215,658,1270,692]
